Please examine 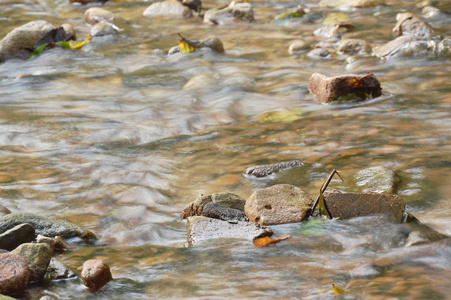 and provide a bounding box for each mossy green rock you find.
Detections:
[0,213,96,243]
